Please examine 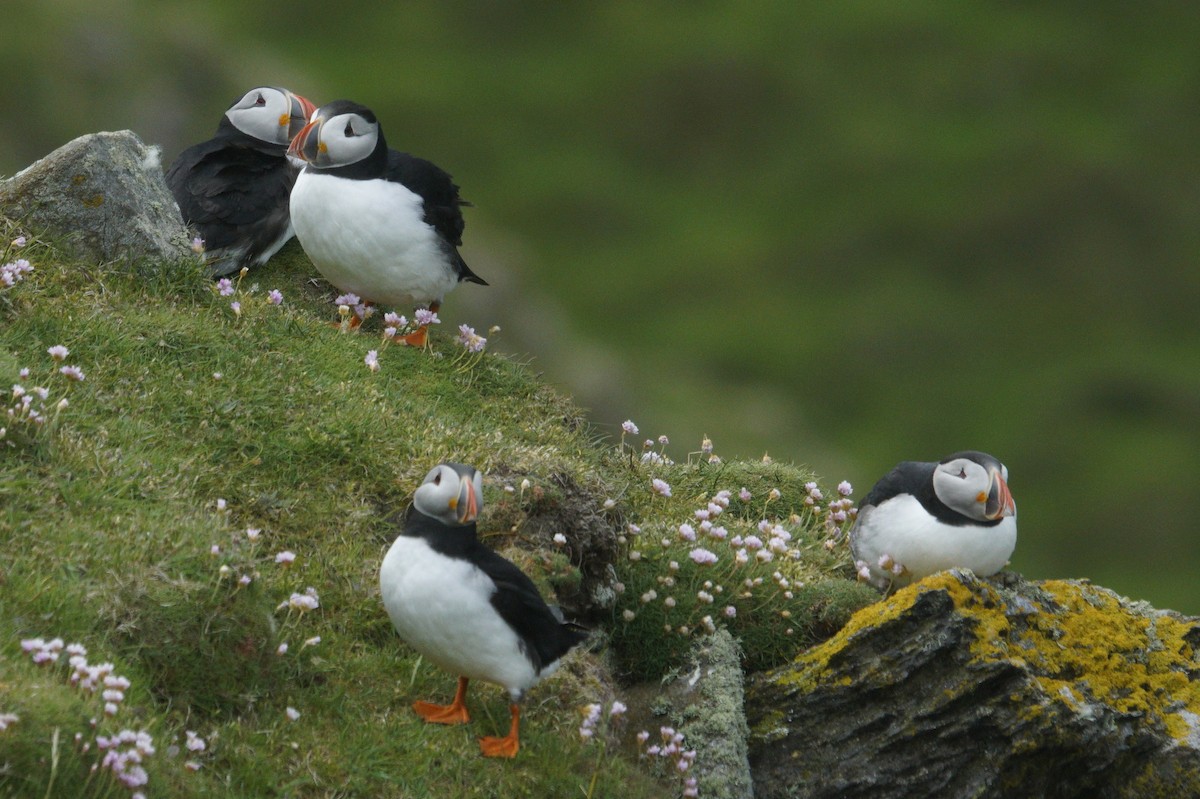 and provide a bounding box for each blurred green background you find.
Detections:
[3,2,1197,612]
